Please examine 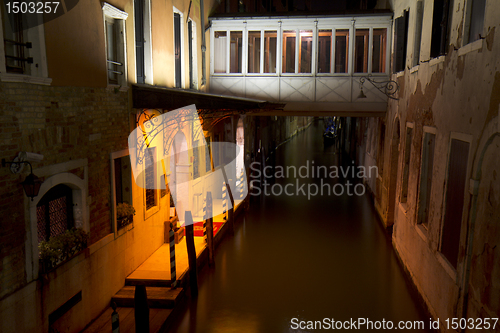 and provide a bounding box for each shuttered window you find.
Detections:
[430,0,451,58]
[393,10,409,73]
[135,0,145,84]
[440,139,470,268]
[174,13,181,88]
